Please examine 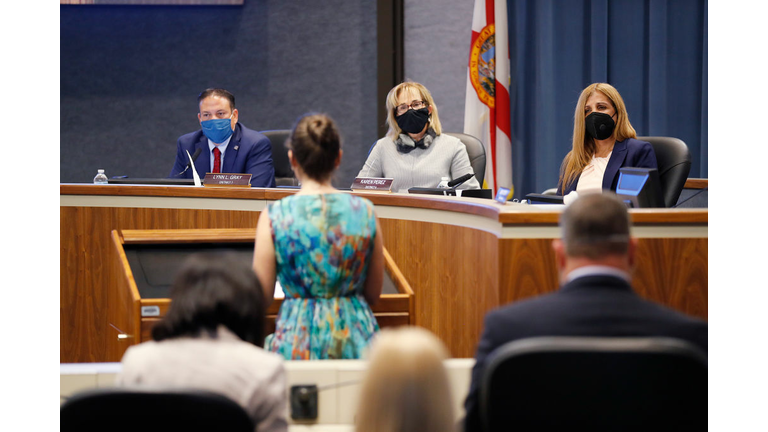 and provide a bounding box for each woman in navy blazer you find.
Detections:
[557,83,657,195]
